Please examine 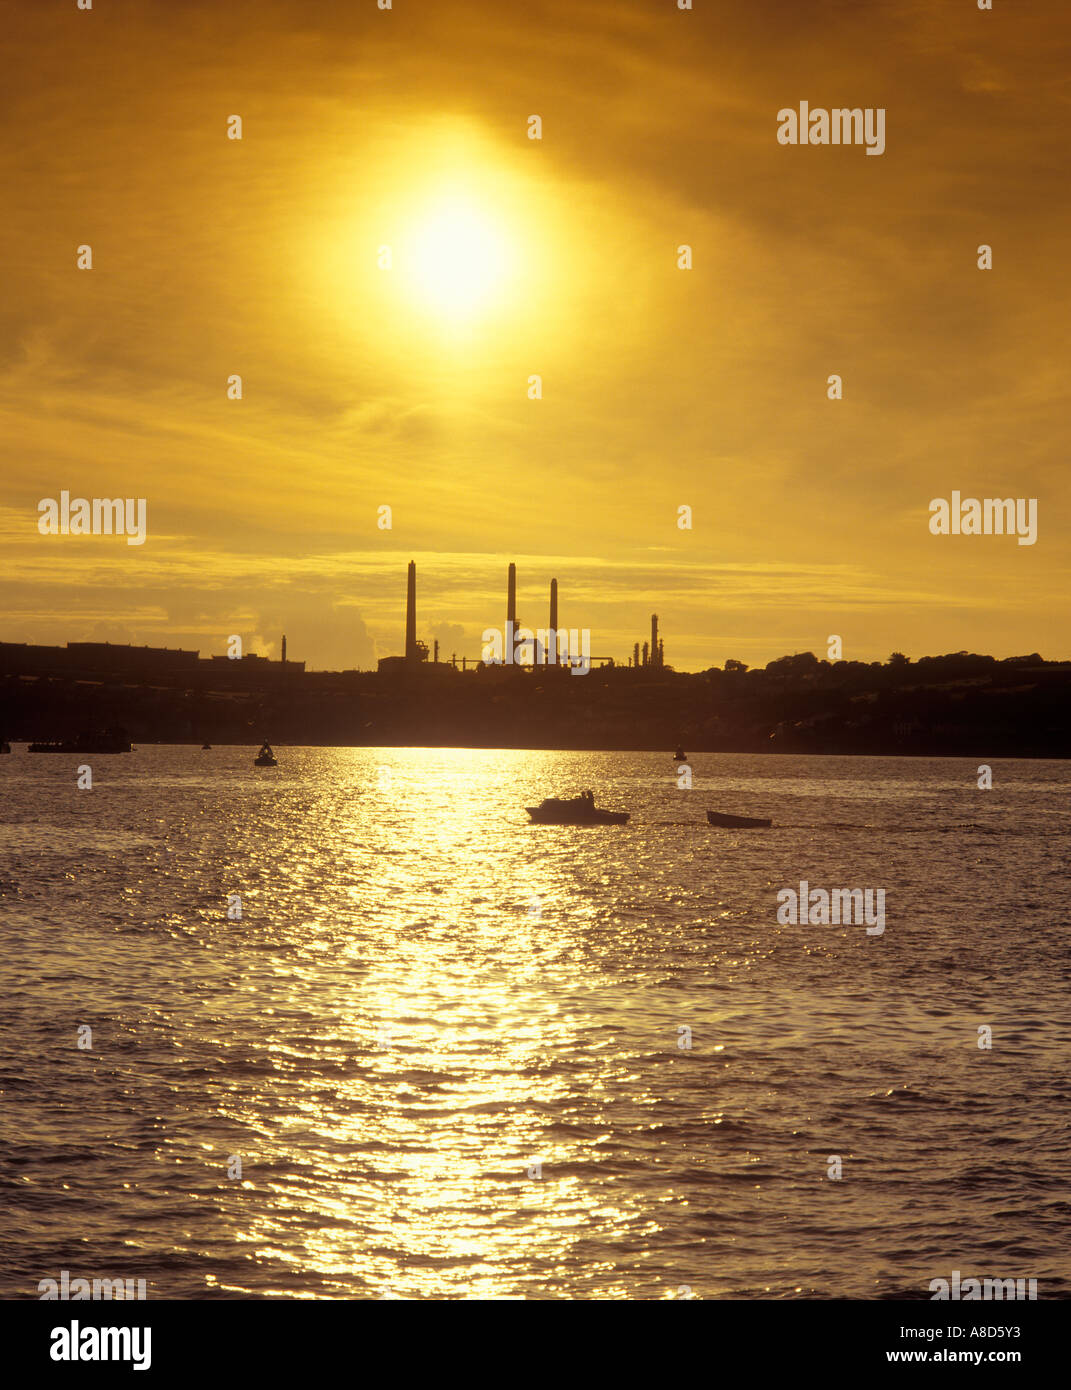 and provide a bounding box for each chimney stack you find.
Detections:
[651,614,659,670]
[405,560,417,662]
[281,634,287,665]
[548,578,558,664]
[506,562,517,664]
